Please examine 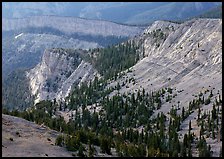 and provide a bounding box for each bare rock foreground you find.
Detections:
[2,114,72,157]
